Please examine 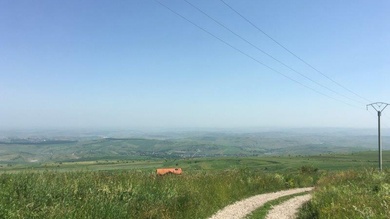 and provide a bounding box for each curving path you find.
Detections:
[208,187,313,219]
[265,194,312,219]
